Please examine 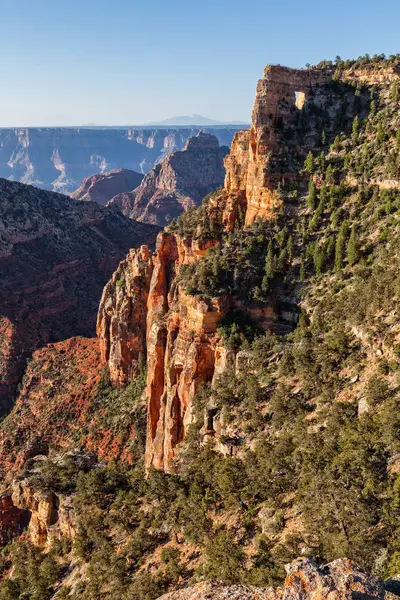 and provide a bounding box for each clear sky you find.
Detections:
[1,0,400,127]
